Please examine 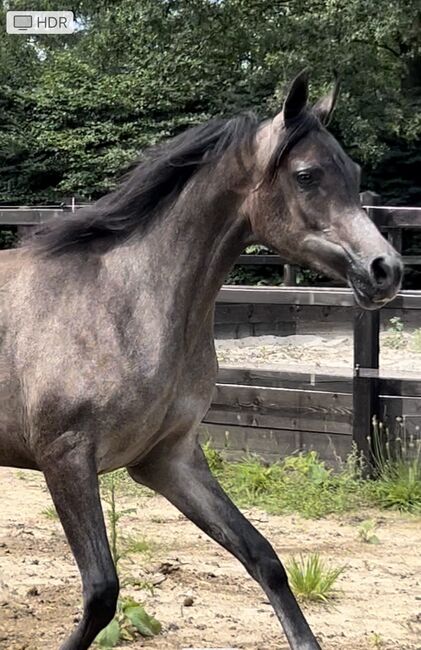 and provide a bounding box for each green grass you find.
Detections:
[42,505,59,520]
[123,536,155,556]
[286,553,345,603]
[357,520,380,544]
[95,472,161,648]
[202,440,225,473]
[410,328,421,353]
[100,469,153,499]
[373,461,421,512]
[382,316,406,349]
[368,417,421,513]
[369,632,385,648]
[202,433,421,518]
[204,446,372,518]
